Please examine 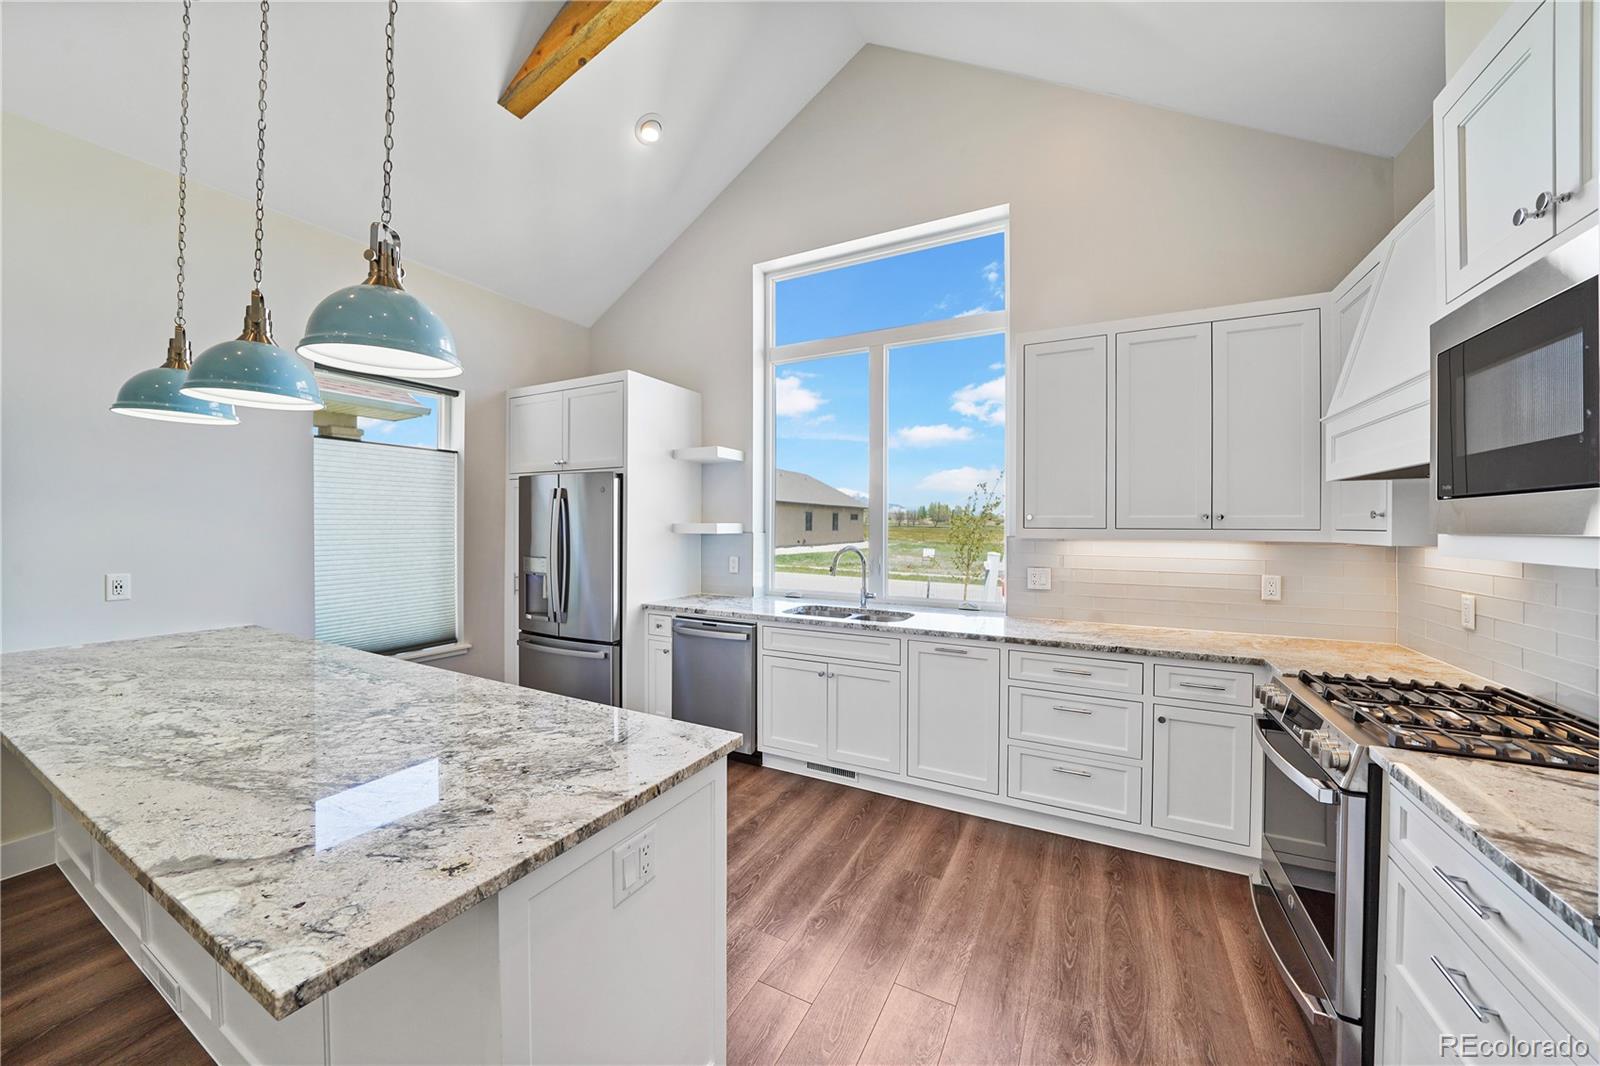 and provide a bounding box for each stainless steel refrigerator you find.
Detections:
[517,471,622,705]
